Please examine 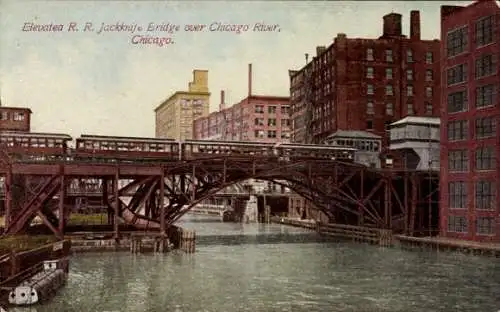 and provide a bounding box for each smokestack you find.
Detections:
[248,63,252,97]
[410,10,421,40]
[219,90,225,111]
